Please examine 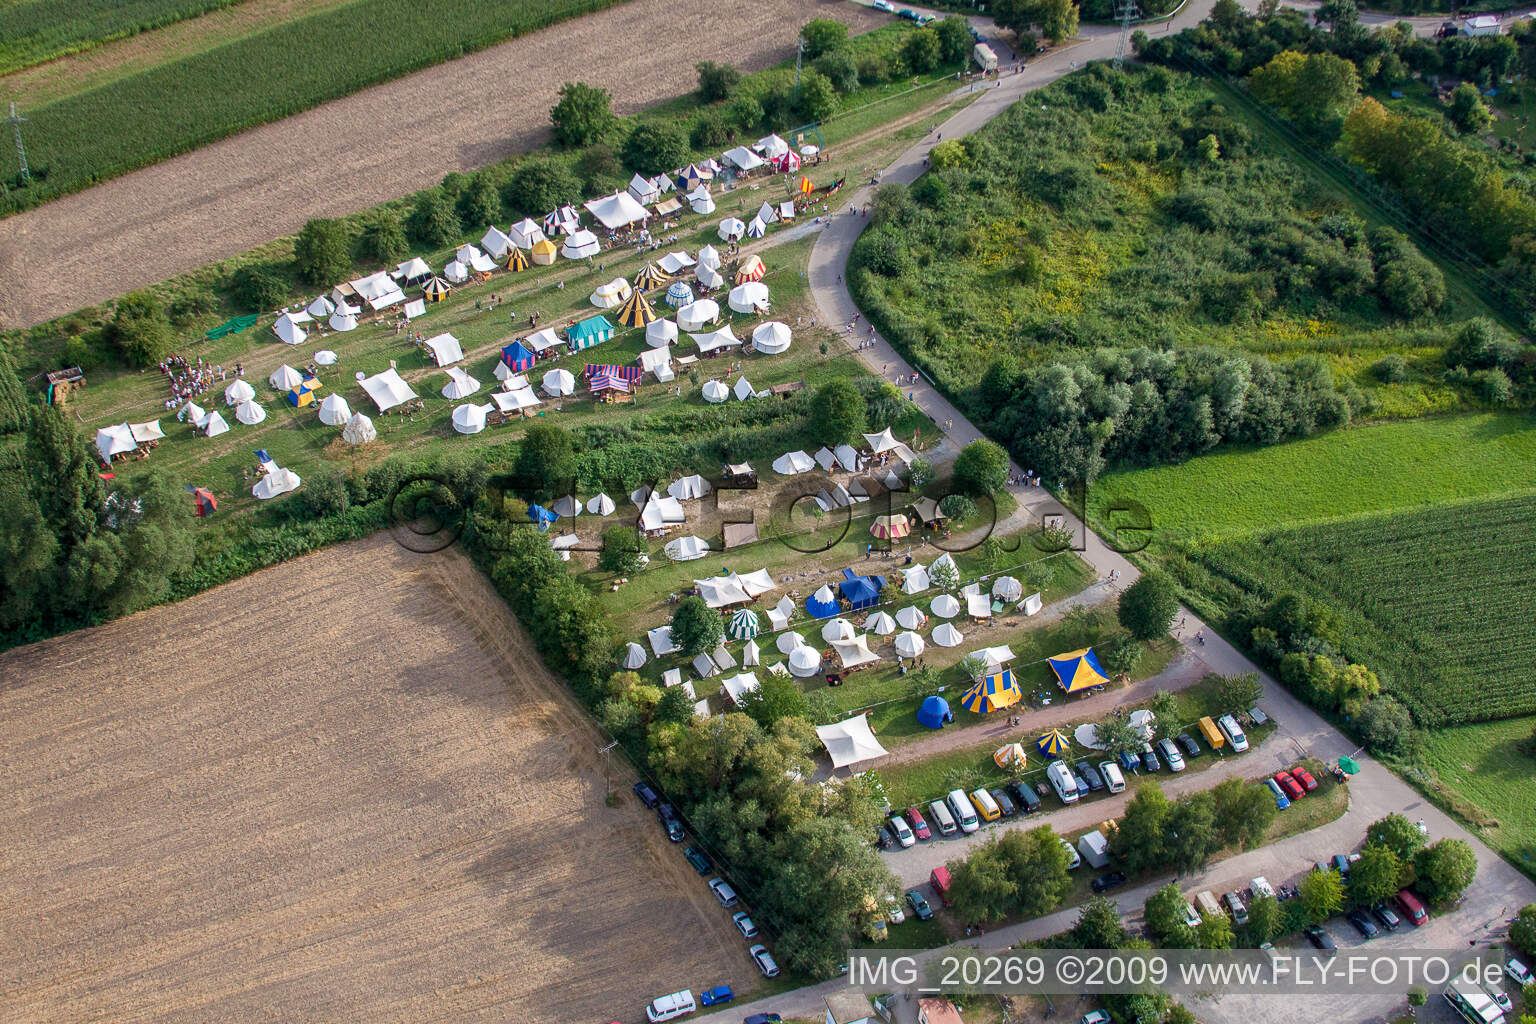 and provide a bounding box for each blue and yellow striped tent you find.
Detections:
[959,669,1020,715]
[1047,647,1109,694]
[1036,728,1070,759]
